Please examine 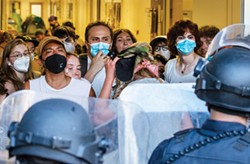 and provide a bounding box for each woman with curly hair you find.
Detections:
[164,20,203,83]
